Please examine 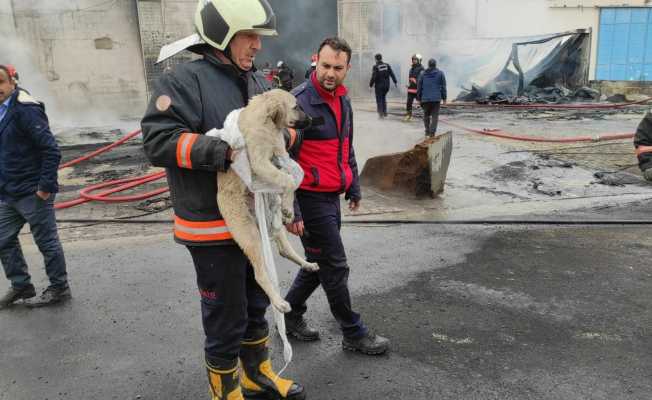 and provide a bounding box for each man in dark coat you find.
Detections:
[0,64,70,309]
[417,58,447,137]
[284,37,390,356]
